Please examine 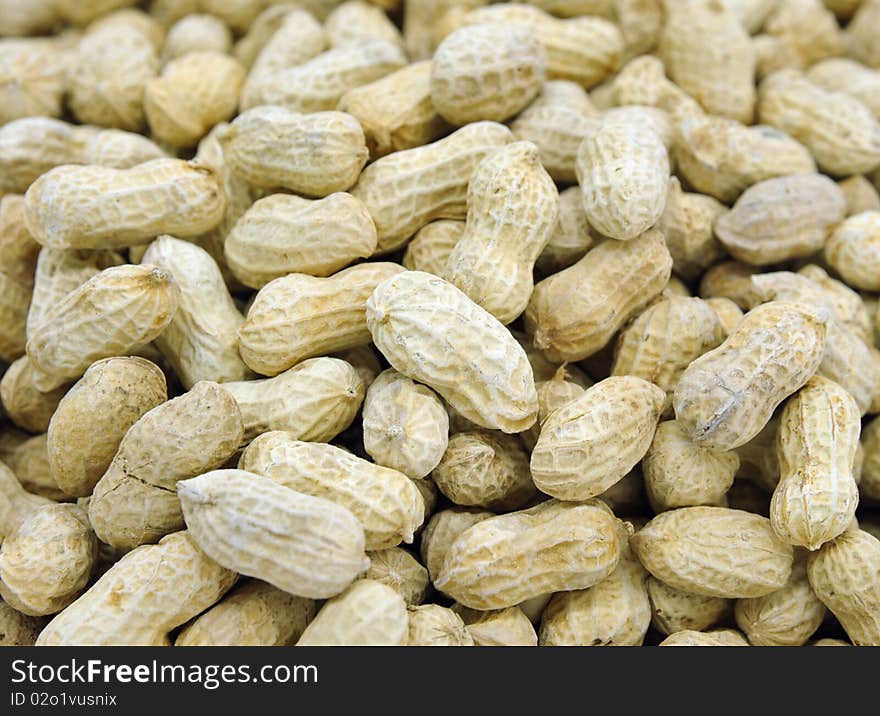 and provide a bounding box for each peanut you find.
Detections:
[0,600,44,646]
[407,604,474,646]
[0,38,72,124]
[0,356,67,433]
[365,547,429,606]
[402,220,465,276]
[420,507,494,582]
[161,14,232,64]
[837,175,880,215]
[325,1,404,49]
[454,605,538,646]
[824,211,880,291]
[659,629,749,646]
[646,577,731,636]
